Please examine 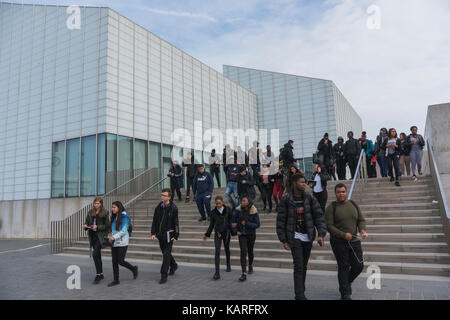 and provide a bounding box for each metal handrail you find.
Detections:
[50,166,168,254]
[348,149,367,200]
[427,139,450,218]
[426,139,450,254]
